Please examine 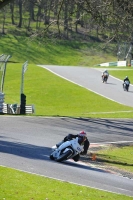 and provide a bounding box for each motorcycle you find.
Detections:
[123,80,130,91]
[50,137,84,162]
[102,73,108,83]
